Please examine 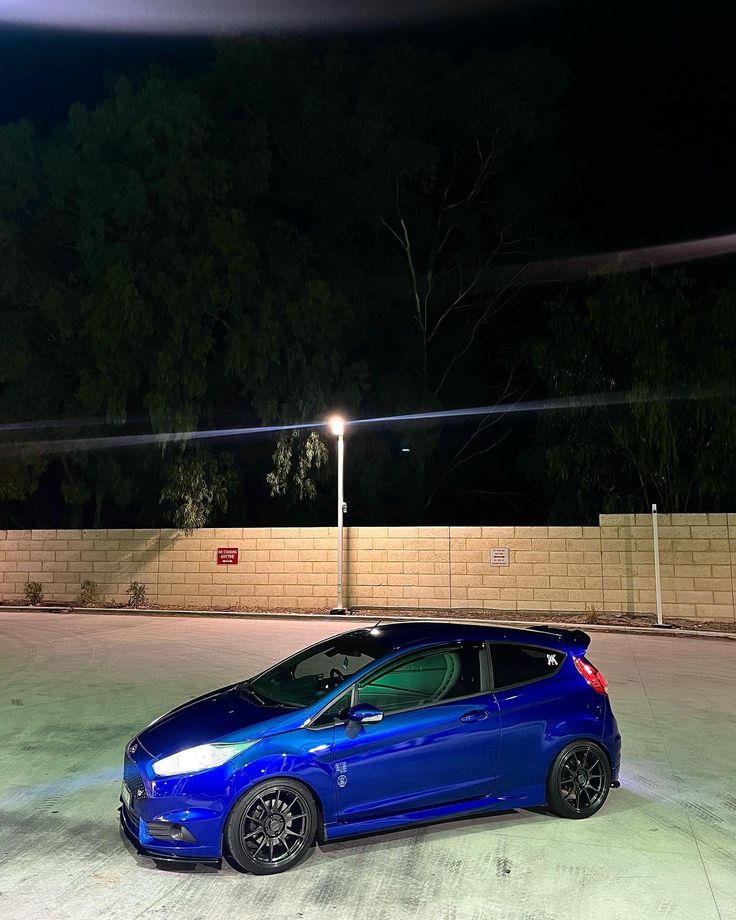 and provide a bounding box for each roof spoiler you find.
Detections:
[528,624,591,649]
